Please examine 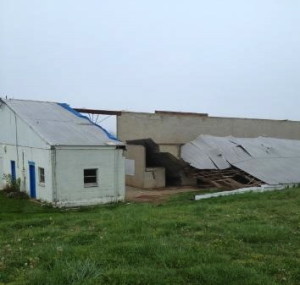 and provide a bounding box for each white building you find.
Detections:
[0,99,125,207]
